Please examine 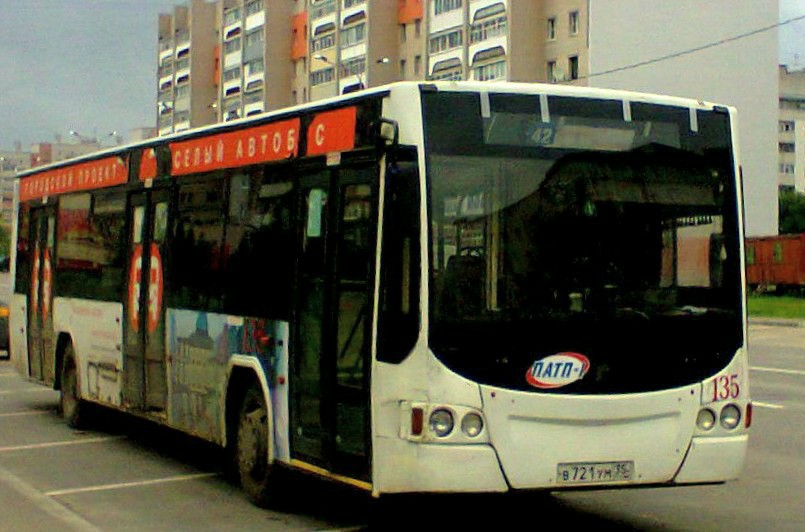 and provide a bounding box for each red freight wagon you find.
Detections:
[745,233,805,291]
